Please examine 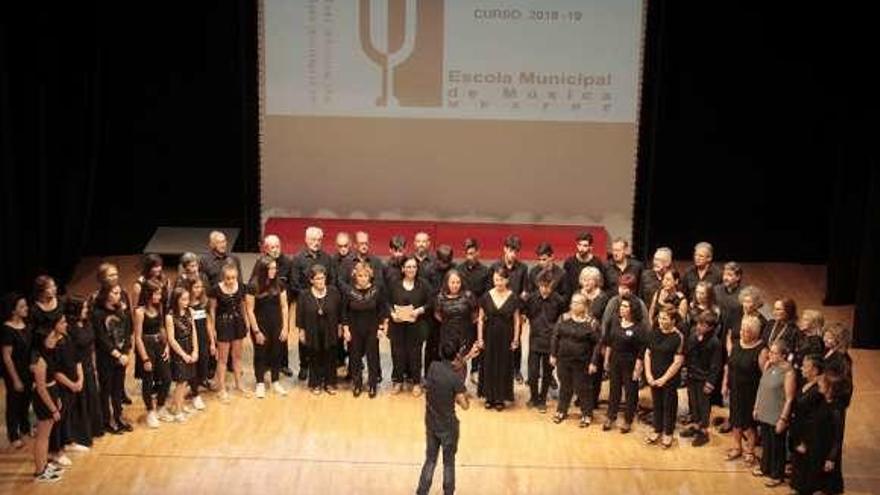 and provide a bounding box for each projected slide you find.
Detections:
[265,0,643,122]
